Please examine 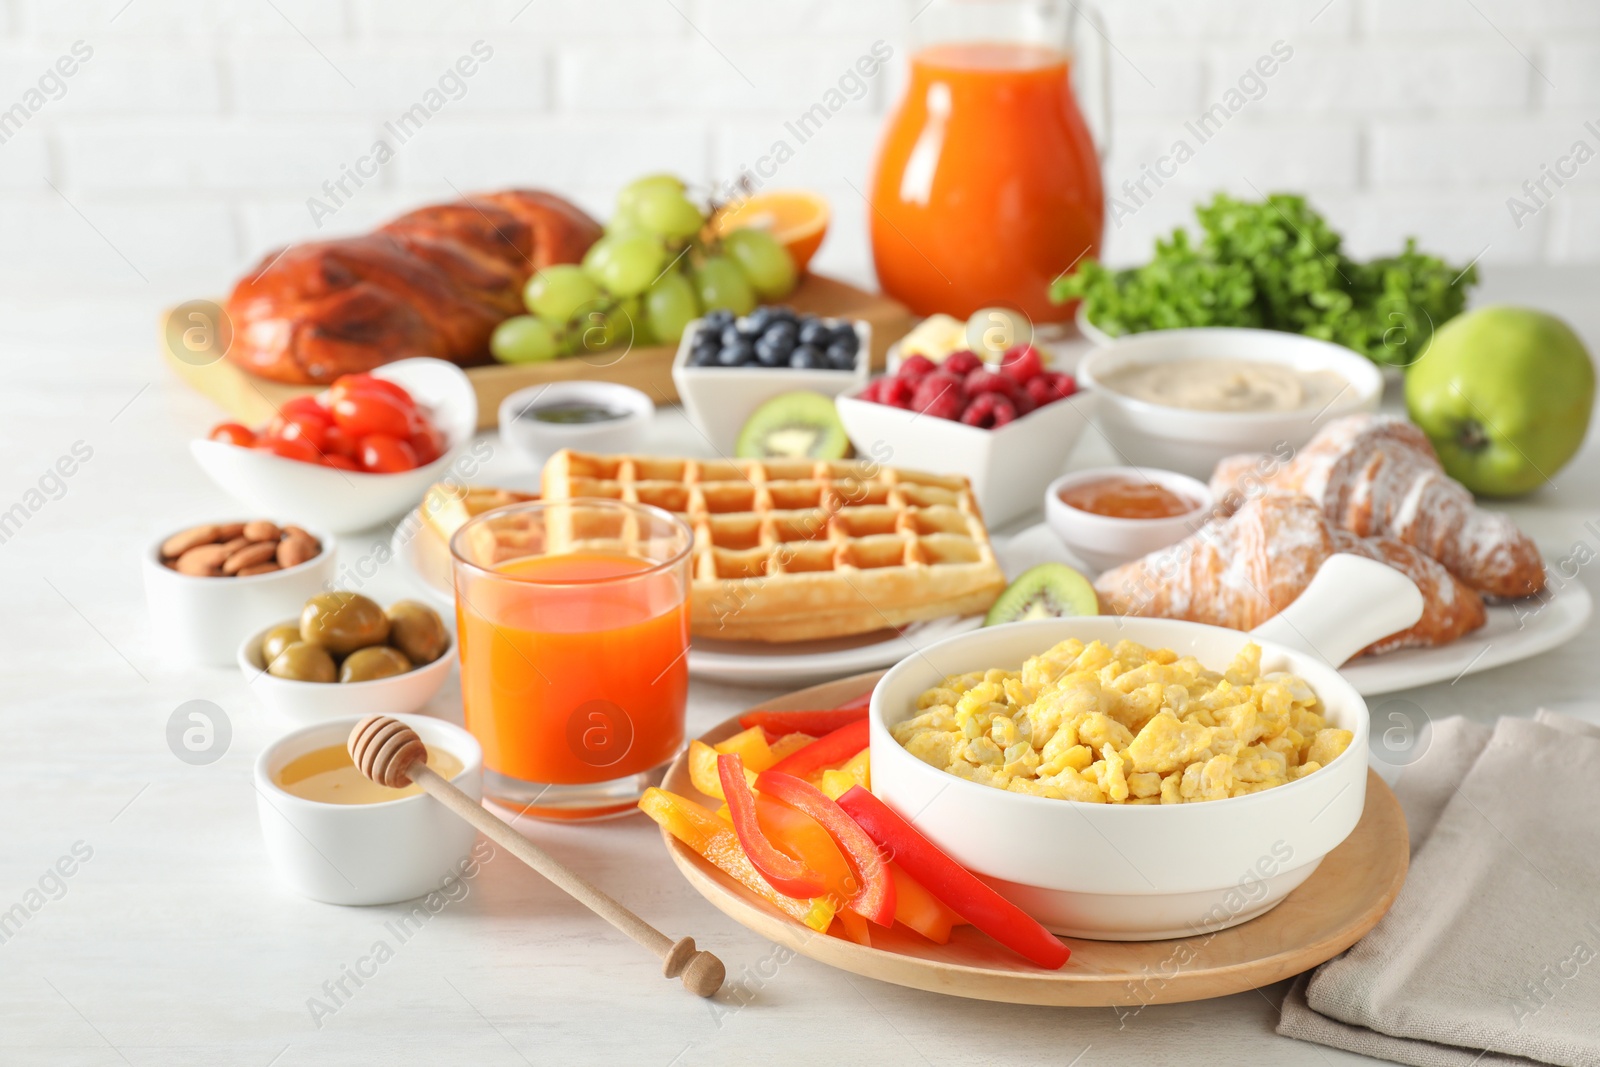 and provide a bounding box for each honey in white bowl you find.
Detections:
[276,742,464,804]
